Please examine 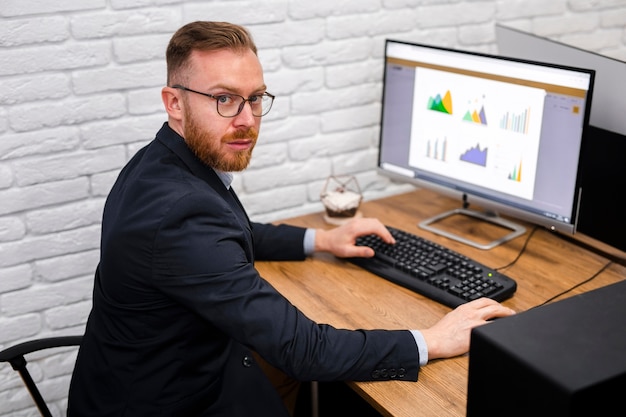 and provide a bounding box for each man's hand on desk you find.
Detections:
[314,217,395,258]
[313,217,516,362]
[420,298,516,360]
